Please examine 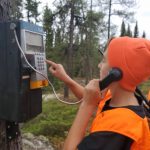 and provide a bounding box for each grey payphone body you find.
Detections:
[0,20,48,122]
